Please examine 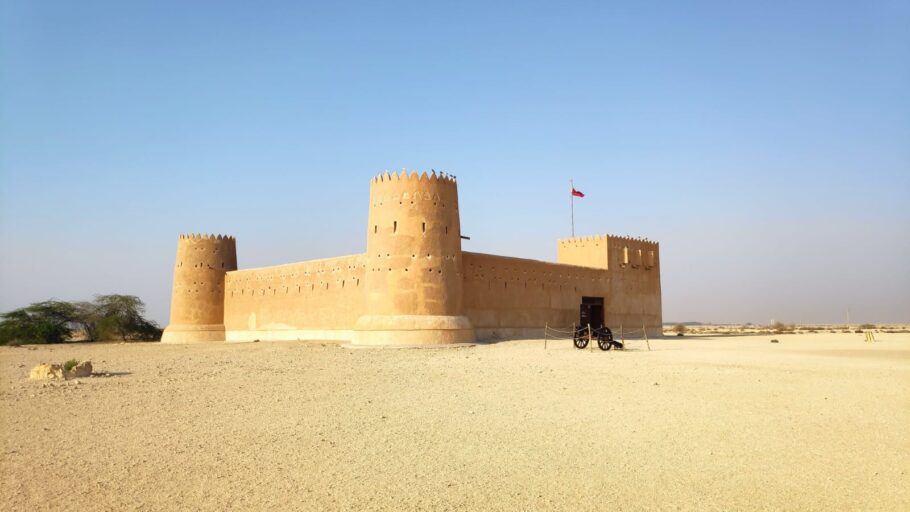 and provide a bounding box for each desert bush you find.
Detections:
[672,323,687,335]
[859,323,876,330]
[0,301,78,345]
[63,358,79,372]
[0,295,161,345]
[771,321,794,334]
[91,295,161,341]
